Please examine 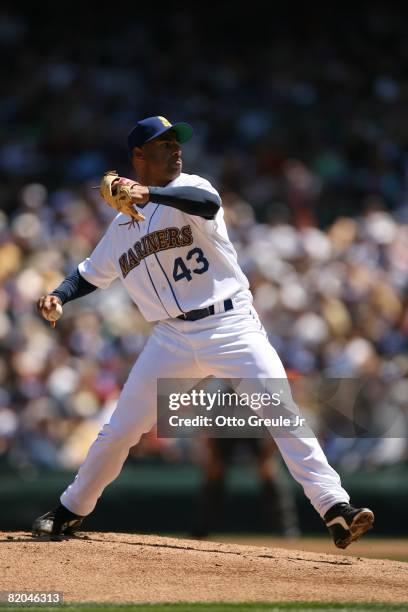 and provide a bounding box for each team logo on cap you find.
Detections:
[158,116,172,127]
